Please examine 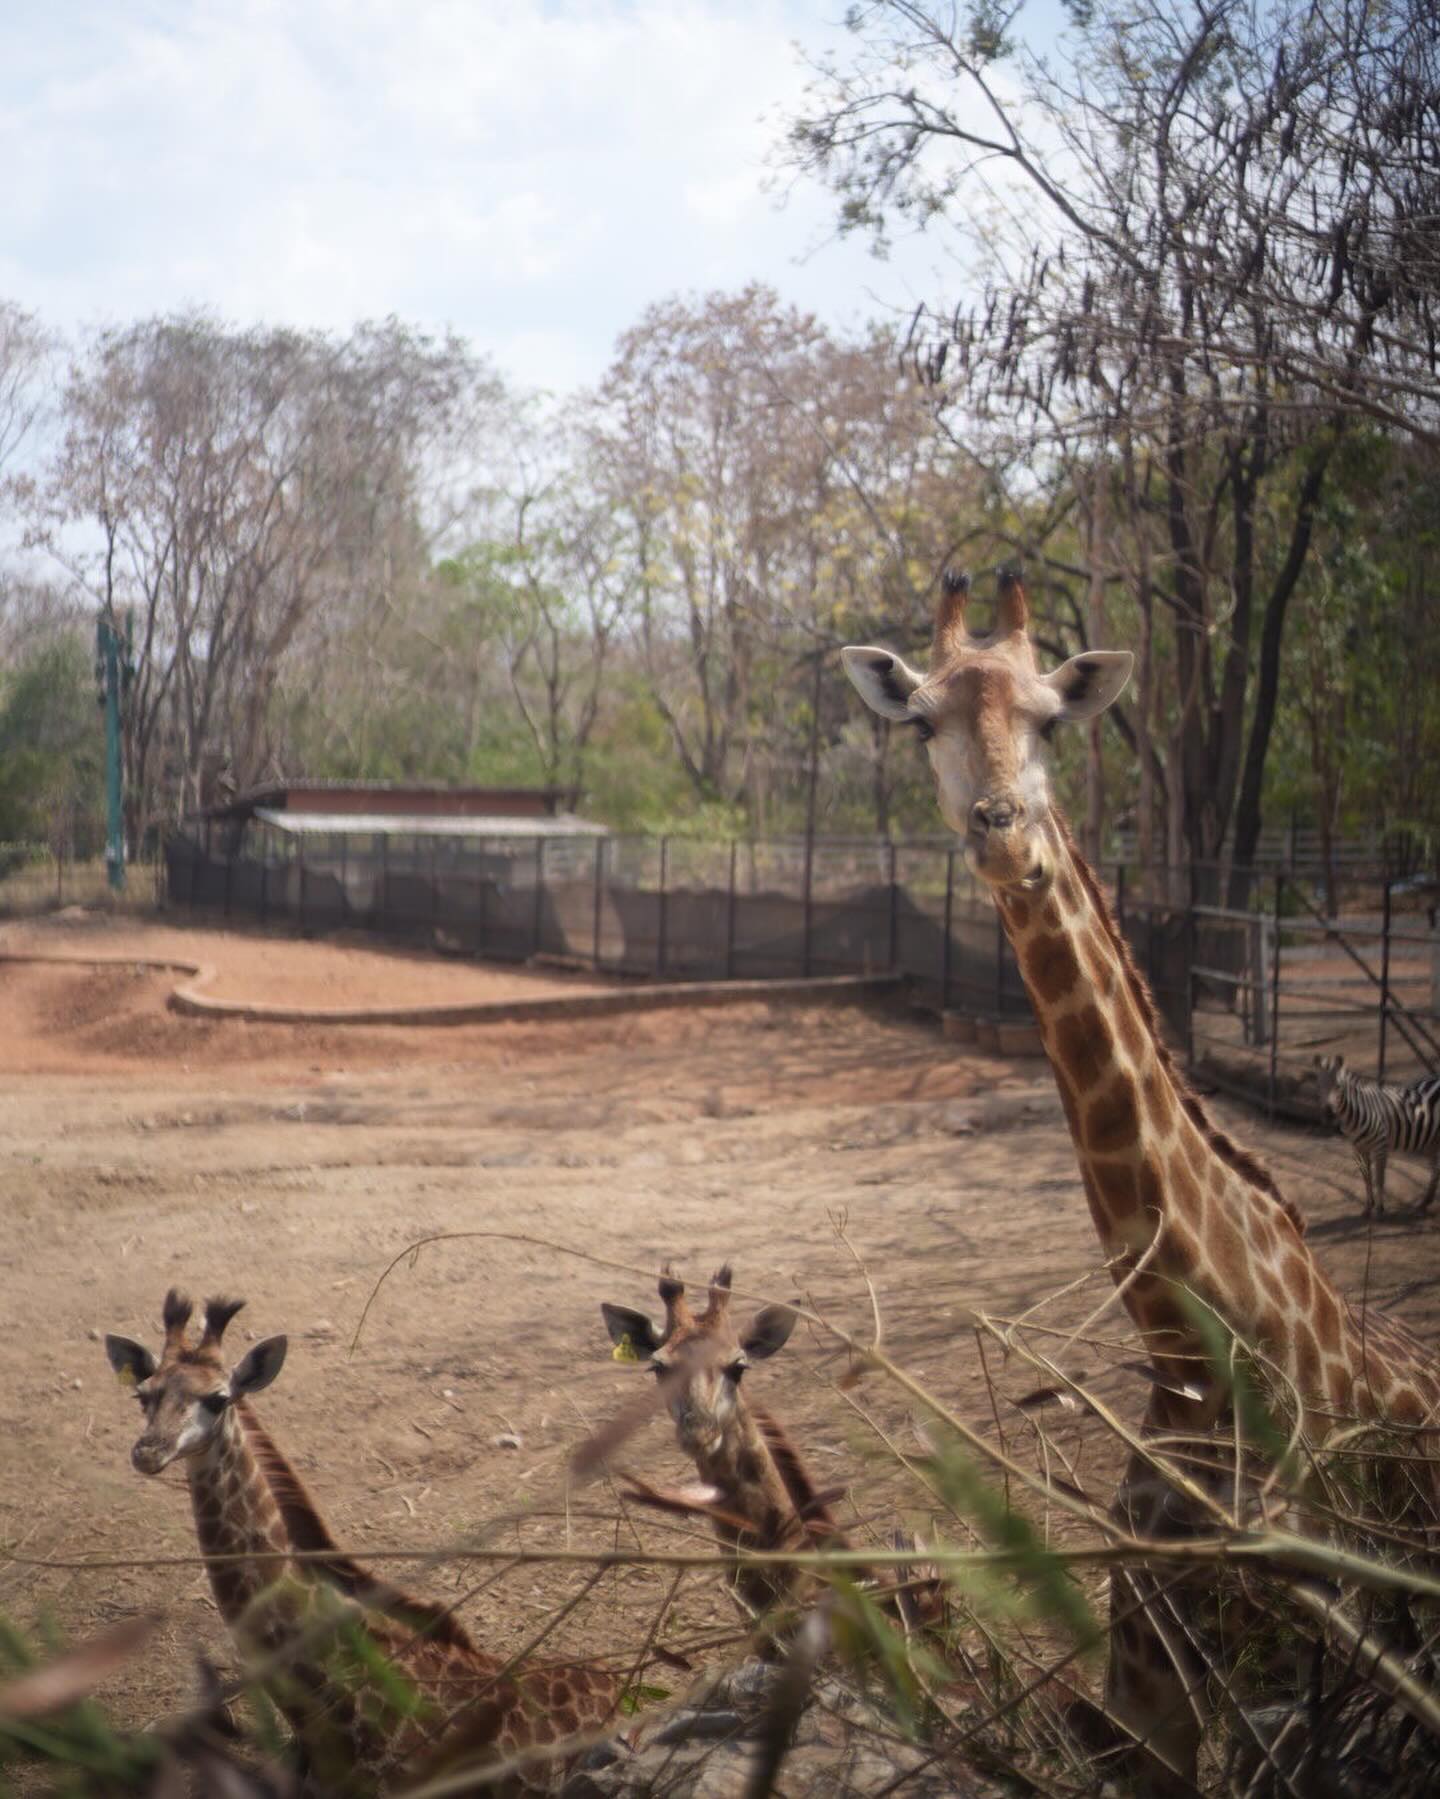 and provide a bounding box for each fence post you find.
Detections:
[338,833,348,927]
[887,841,899,971]
[592,837,605,969]
[475,837,487,957]
[1379,878,1393,1083]
[1268,873,1283,1118]
[532,838,547,964]
[656,835,669,978]
[802,835,814,978]
[430,839,440,938]
[1184,861,1197,1064]
[298,837,308,934]
[378,834,388,934]
[942,848,955,1011]
[725,838,738,980]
